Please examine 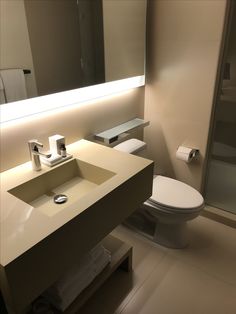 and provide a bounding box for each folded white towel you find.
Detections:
[47,253,111,311]
[48,254,94,296]
[92,248,111,275]
[46,246,111,297]
[89,242,104,260]
[0,75,6,104]
[43,245,111,311]
[0,69,27,102]
[44,266,95,311]
[0,75,5,90]
[52,244,107,294]
[90,245,107,262]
